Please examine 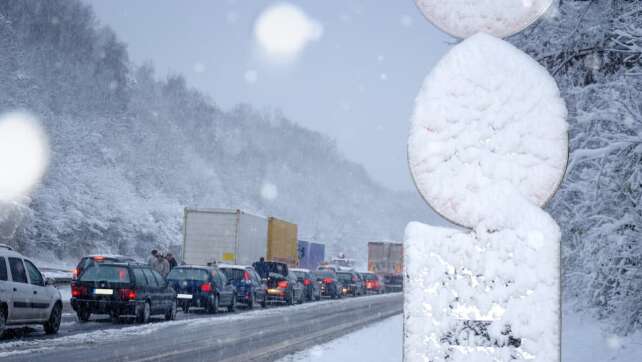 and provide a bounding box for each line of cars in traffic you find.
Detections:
[0,246,390,338]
